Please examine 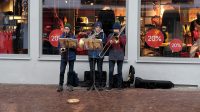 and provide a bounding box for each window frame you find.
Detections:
[39,0,129,61]
[0,0,30,60]
[137,0,200,64]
